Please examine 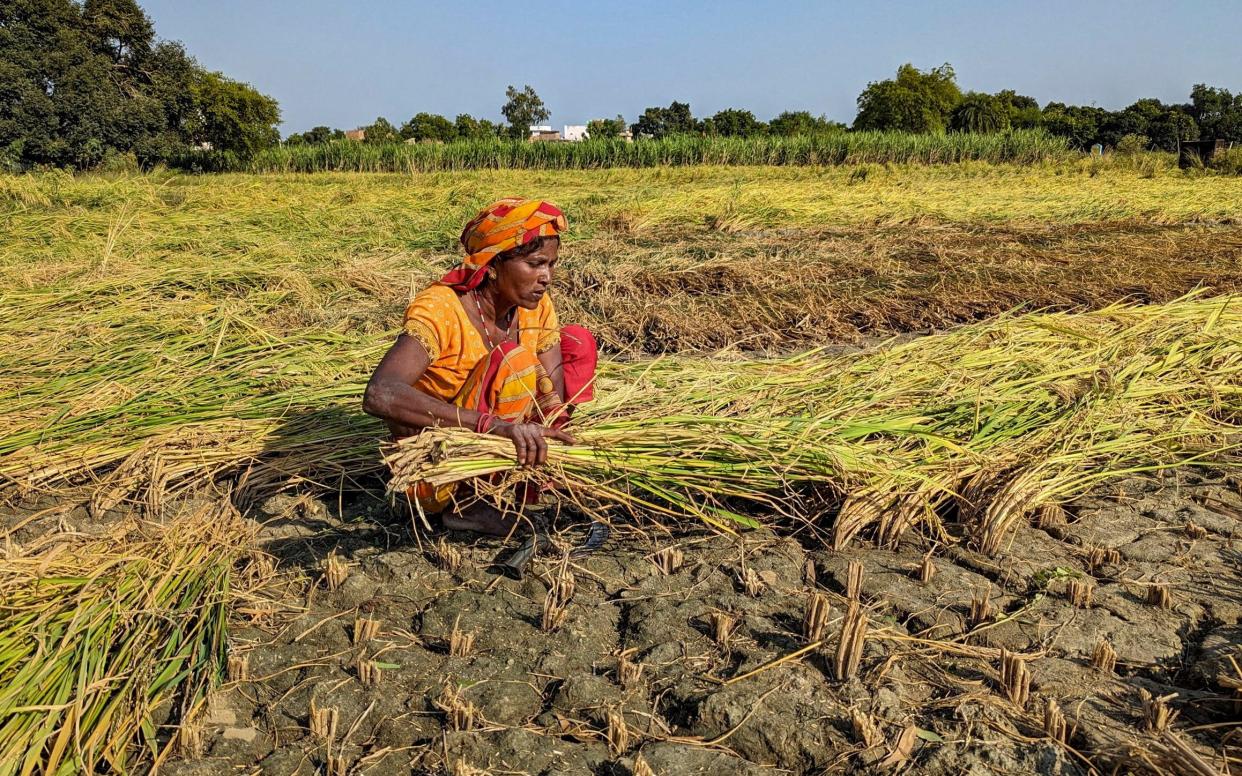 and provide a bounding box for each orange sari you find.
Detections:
[396,193,594,514]
[409,339,564,513]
